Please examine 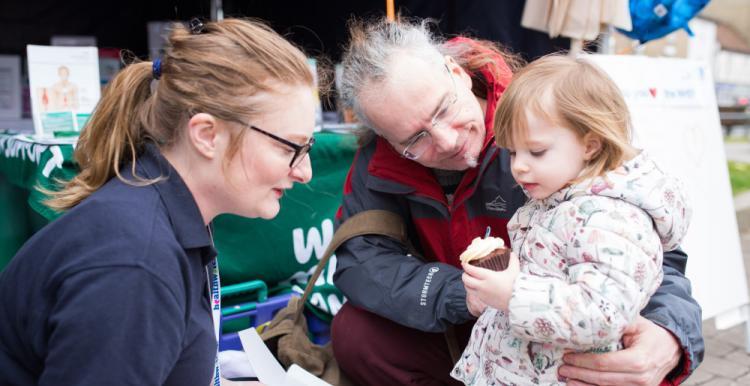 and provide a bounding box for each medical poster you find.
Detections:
[27,45,101,137]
